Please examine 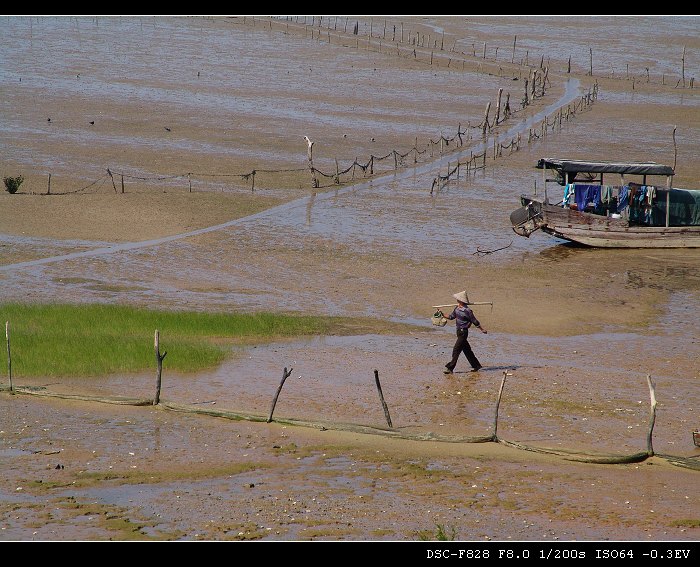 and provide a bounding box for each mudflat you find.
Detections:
[1,16,699,541]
